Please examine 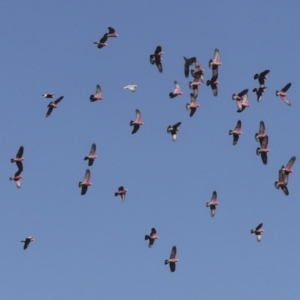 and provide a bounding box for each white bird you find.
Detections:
[123,85,137,92]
